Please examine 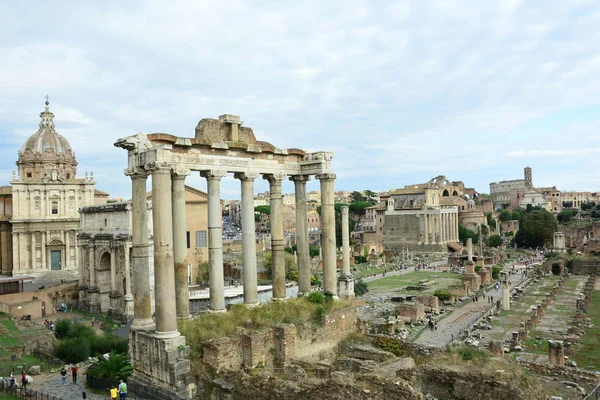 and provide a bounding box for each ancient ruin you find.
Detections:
[114,114,339,399]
